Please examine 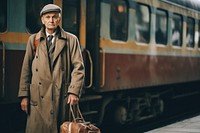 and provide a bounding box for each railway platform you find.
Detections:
[146,115,200,133]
